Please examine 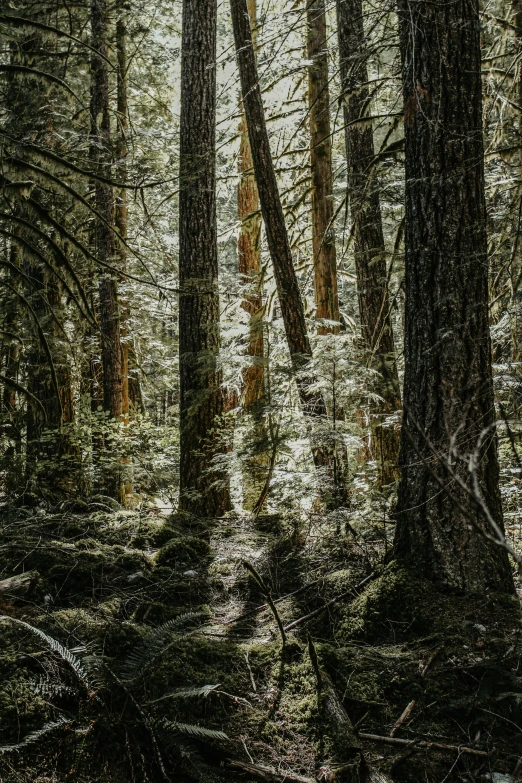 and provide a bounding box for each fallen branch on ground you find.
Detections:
[389,644,445,737]
[358,733,488,757]
[225,759,314,783]
[283,572,376,632]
